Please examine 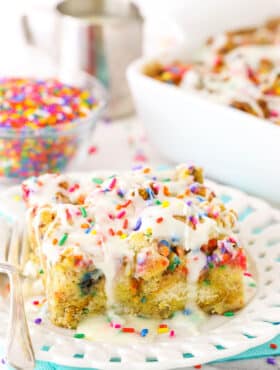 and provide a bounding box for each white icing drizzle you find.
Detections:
[179,23,280,123]
[23,165,243,310]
